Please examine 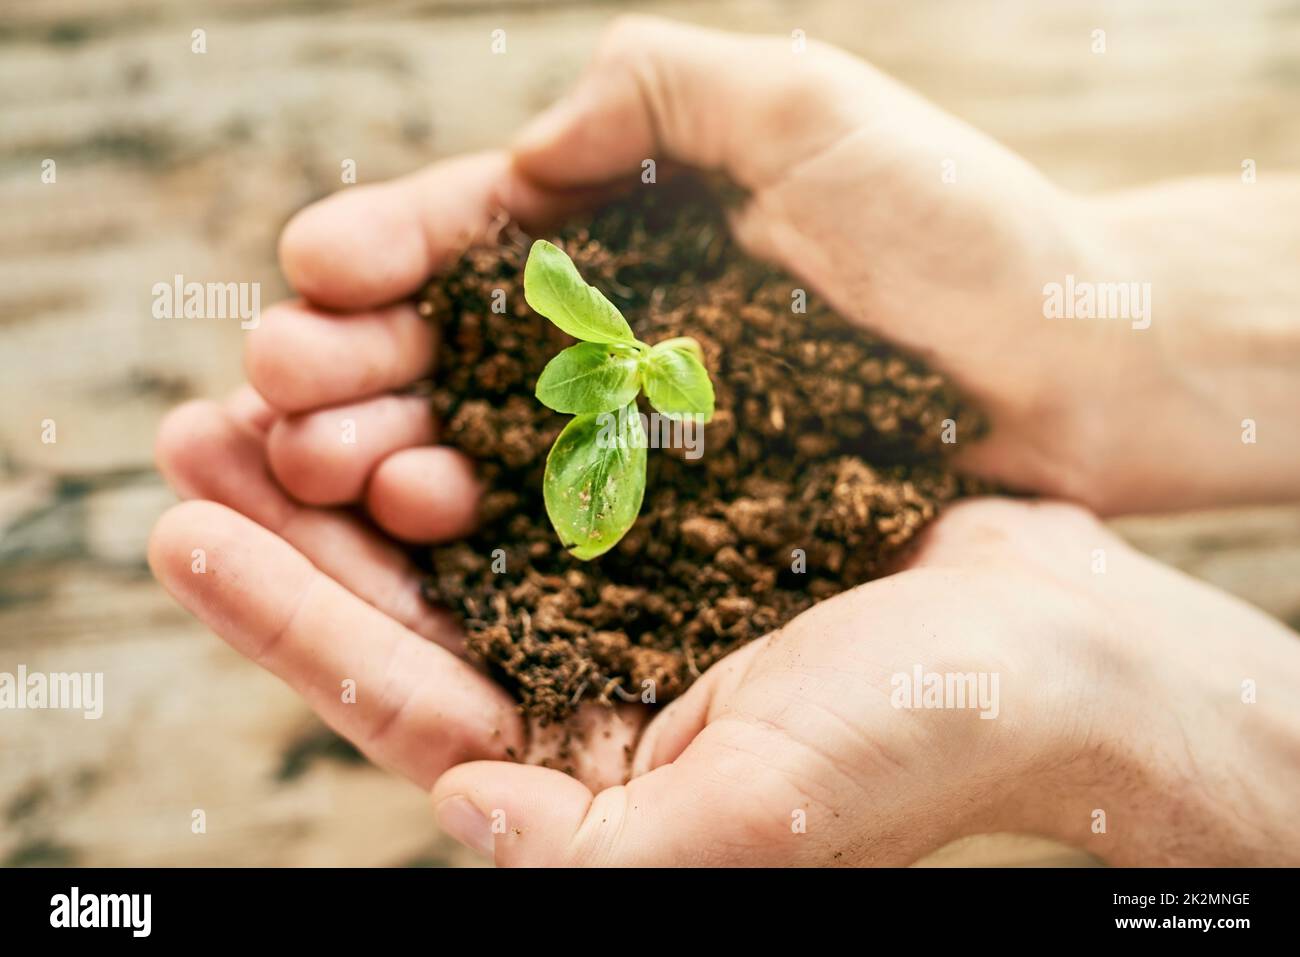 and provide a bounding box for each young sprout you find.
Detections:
[523,239,715,559]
